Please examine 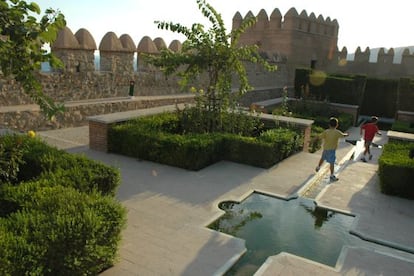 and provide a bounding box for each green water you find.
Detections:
[209,193,357,275]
